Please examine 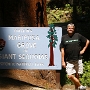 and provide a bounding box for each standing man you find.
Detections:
[60,23,89,90]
